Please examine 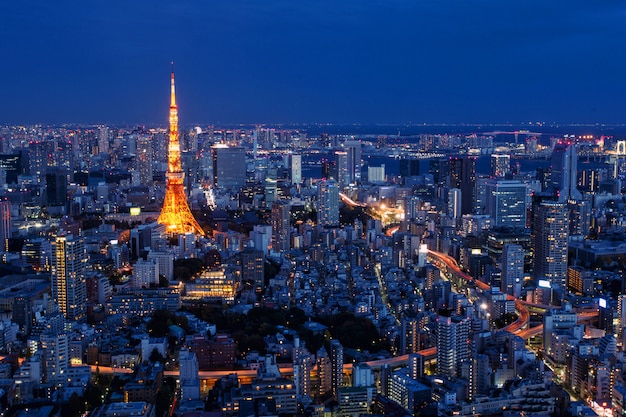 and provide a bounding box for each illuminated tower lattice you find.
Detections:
[158,65,204,236]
